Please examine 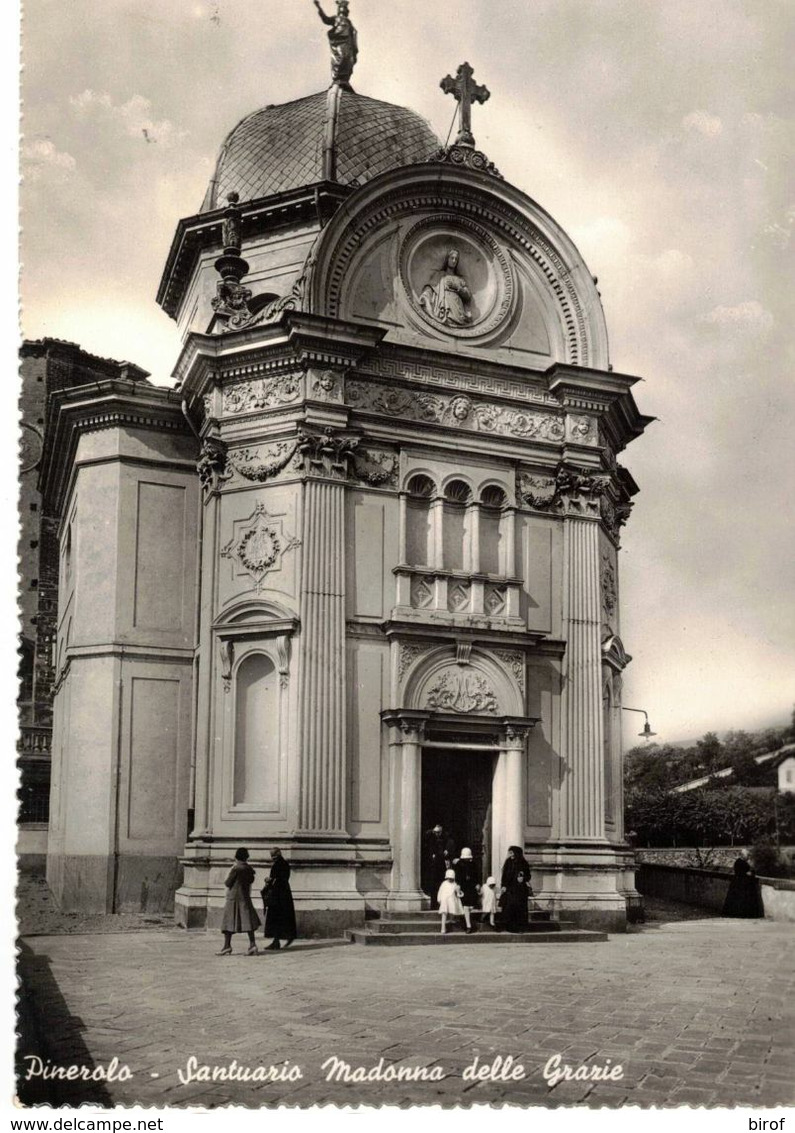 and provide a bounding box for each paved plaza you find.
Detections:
[17,917,794,1109]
